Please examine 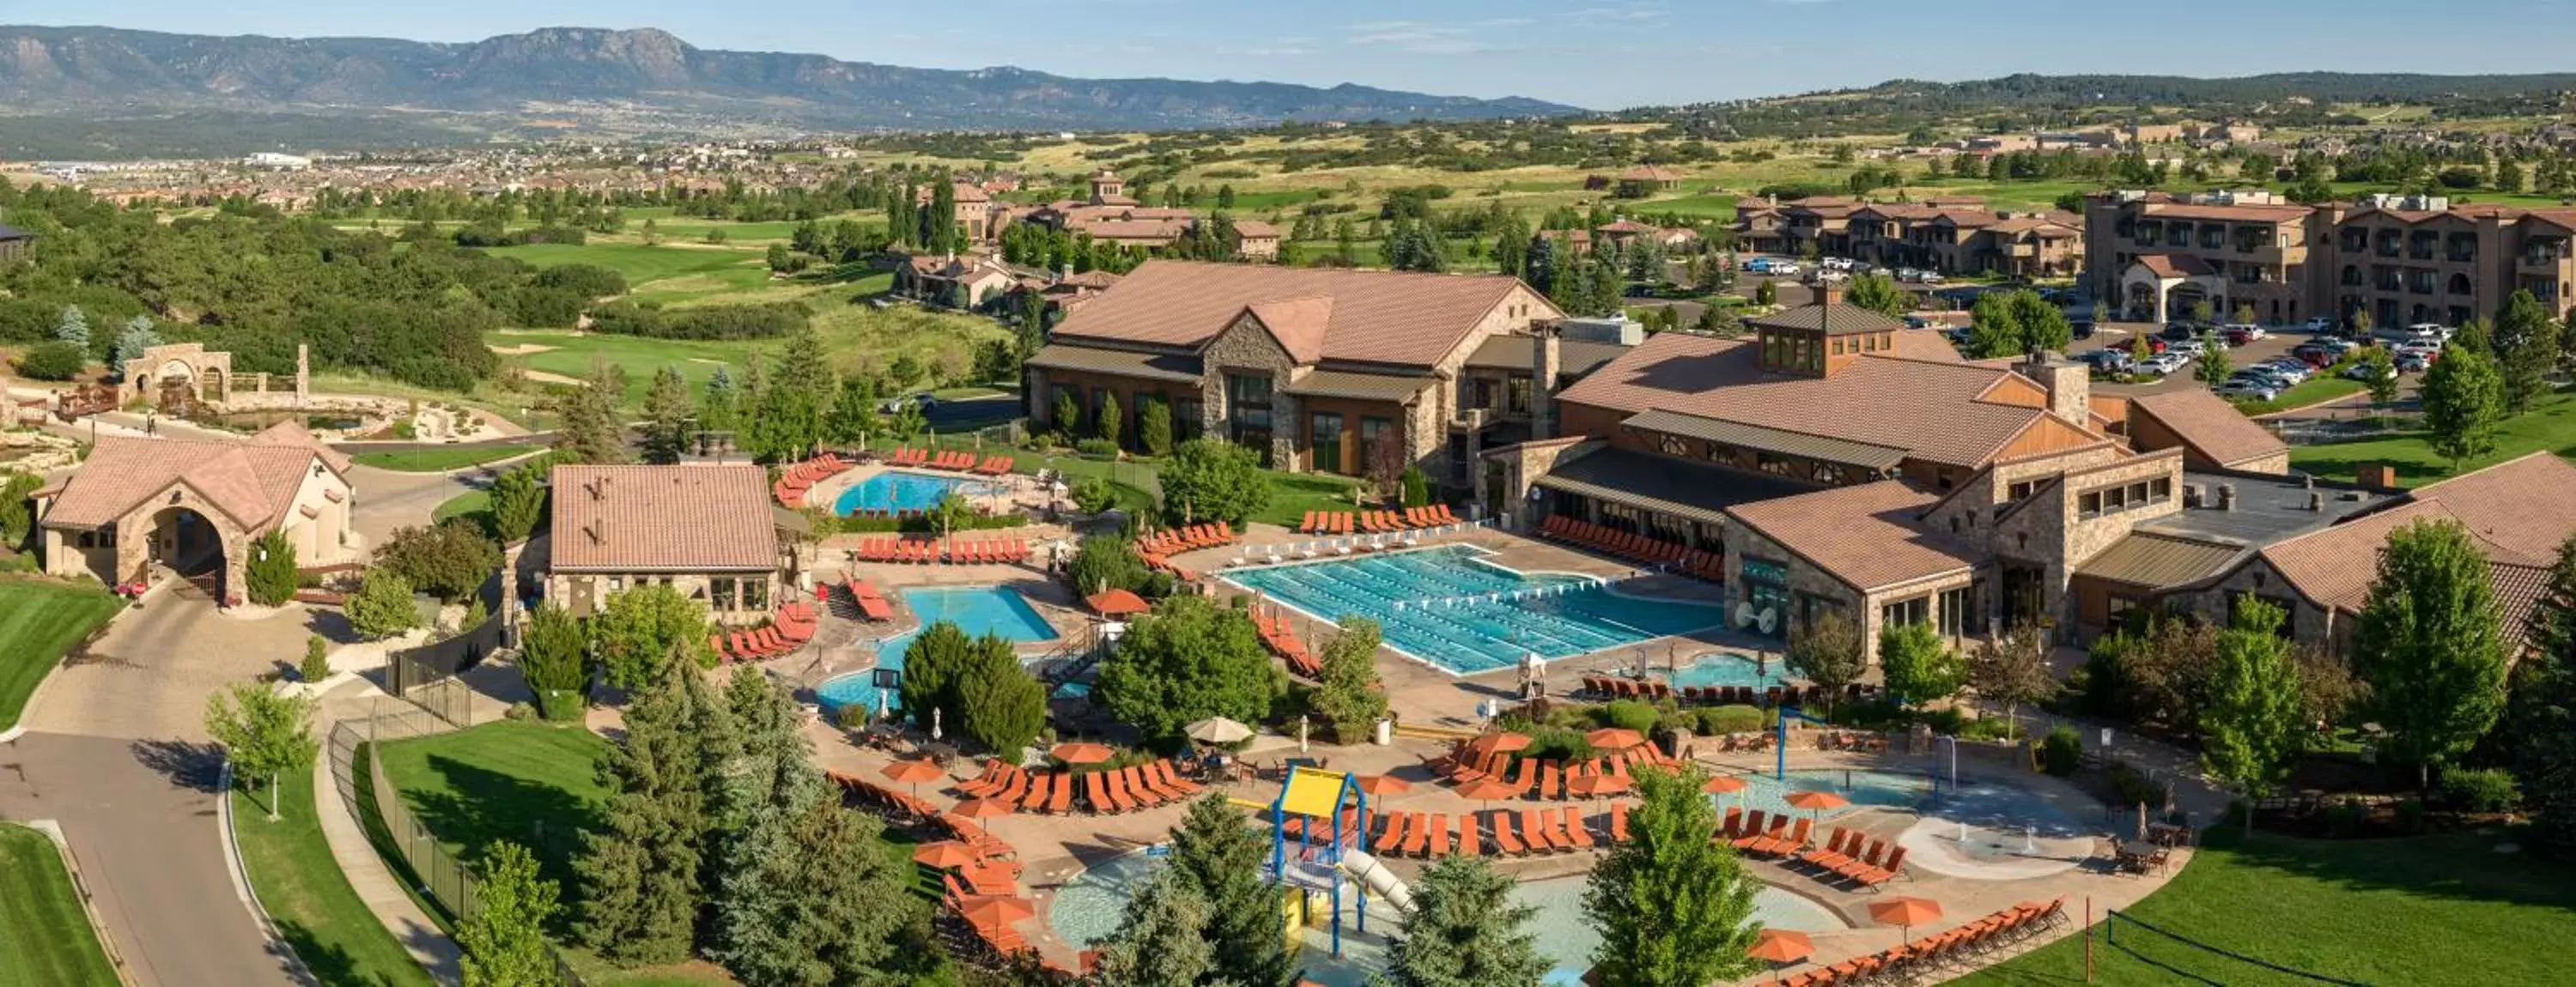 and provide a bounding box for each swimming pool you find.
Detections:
[1668,651,1796,691]
[830,469,1005,516]
[1717,768,1939,822]
[1047,851,1847,987]
[1224,545,1727,675]
[812,585,1061,716]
